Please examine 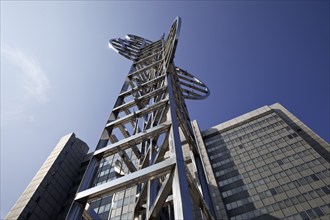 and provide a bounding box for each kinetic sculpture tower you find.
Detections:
[67,17,214,220]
